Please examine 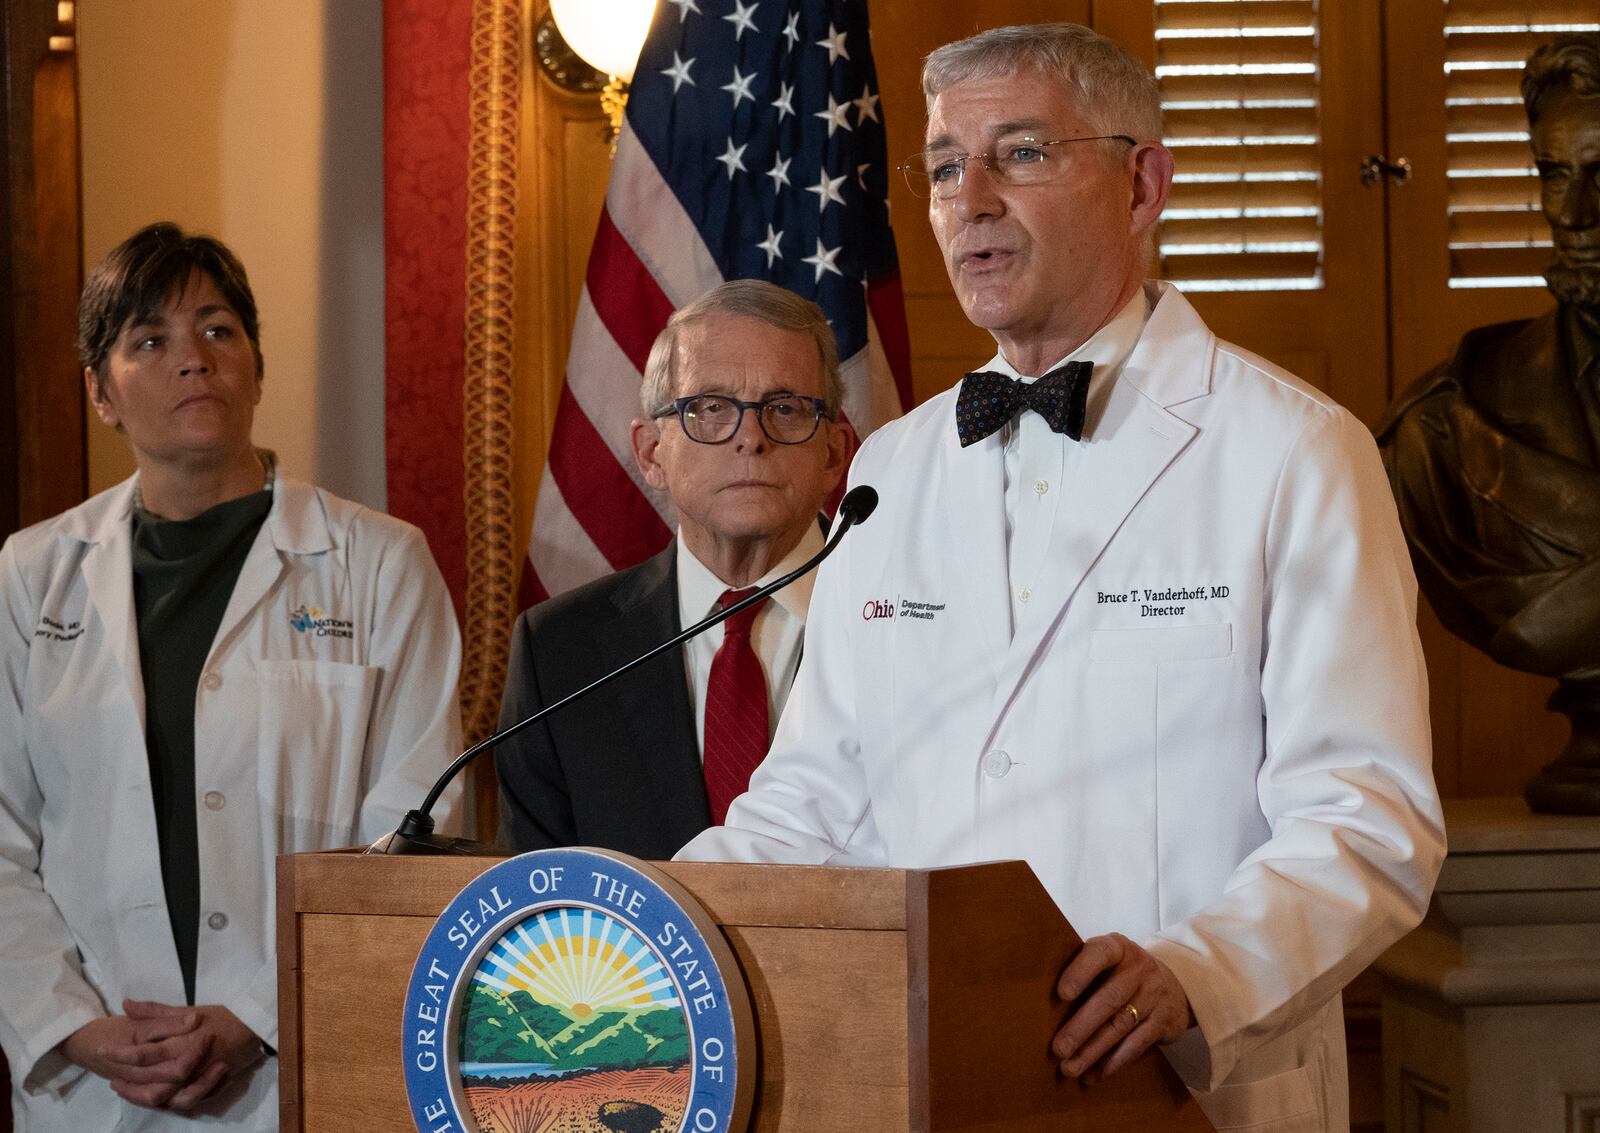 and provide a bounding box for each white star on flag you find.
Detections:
[816,23,849,64]
[857,162,872,189]
[854,84,881,124]
[724,0,758,40]
[802,238,844,282]
[772,81,795,121]
[807,169,847,212]
[783,11,801,47]
[756,224,784,267]
[716,138,748,179]
[722,66,756,106]
[662,52,695,92]
[814,93,853,137]
[767,153,792,190]
[667,0,700,23]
